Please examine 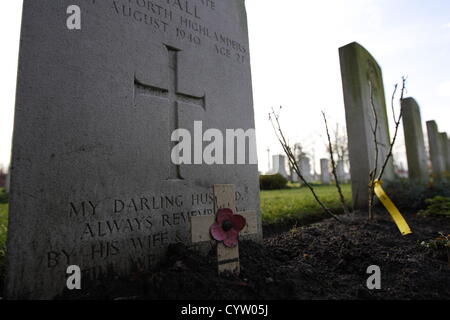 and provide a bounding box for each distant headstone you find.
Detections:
[426,121,446,181]
[336,160,346,183]
[401,98,428,183]
[339,42,395,210]
[299,157,313,183]
[5,166,11,193]
[448,139,450,172]
[7,0,261,299]
[320,159,330,184]
[272,155,288,178]
[439,132,450,174]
